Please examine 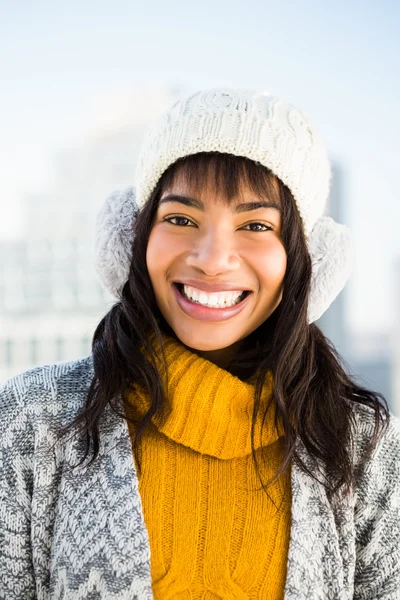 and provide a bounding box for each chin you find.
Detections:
[171,326,244,353]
